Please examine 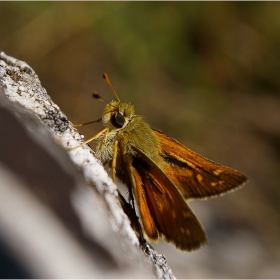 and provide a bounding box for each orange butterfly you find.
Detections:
[75,74,247,251]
